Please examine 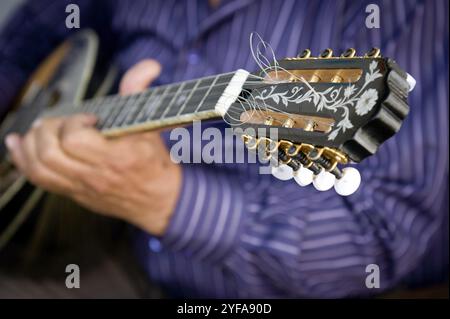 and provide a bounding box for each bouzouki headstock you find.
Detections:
[227,48,415,195]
